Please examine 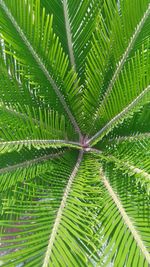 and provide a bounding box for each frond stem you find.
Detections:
[63,0,76,71]
[0,152,63,174]
[0,139,82,149]
[107,132,150,144]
